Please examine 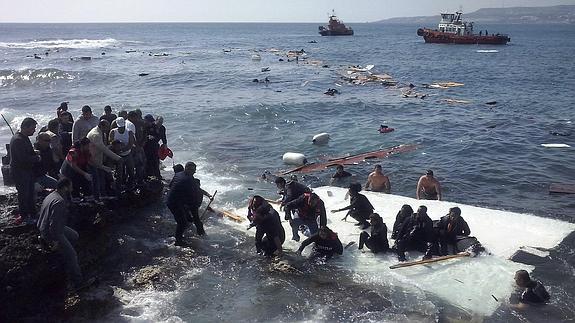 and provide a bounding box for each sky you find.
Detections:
[0,0,573,23]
